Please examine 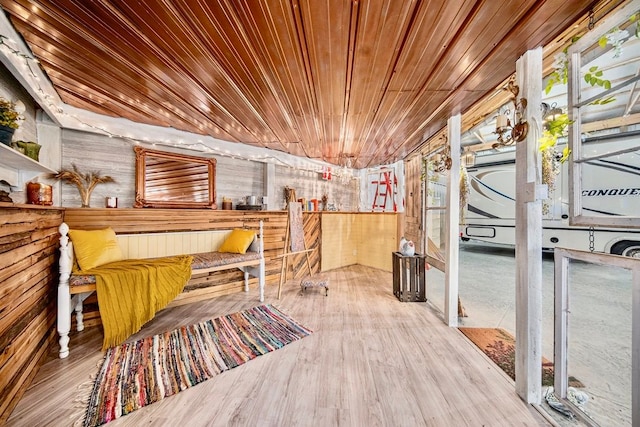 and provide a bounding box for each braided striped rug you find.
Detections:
[83,304,312,426]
